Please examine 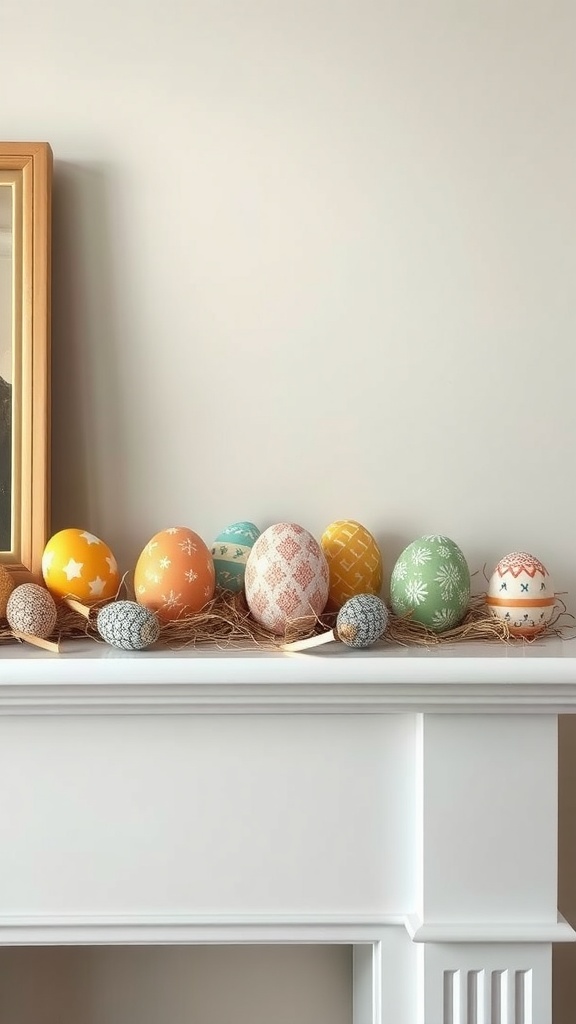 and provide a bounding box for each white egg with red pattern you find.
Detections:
[486,551,555,638]
[244,522,329,636]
